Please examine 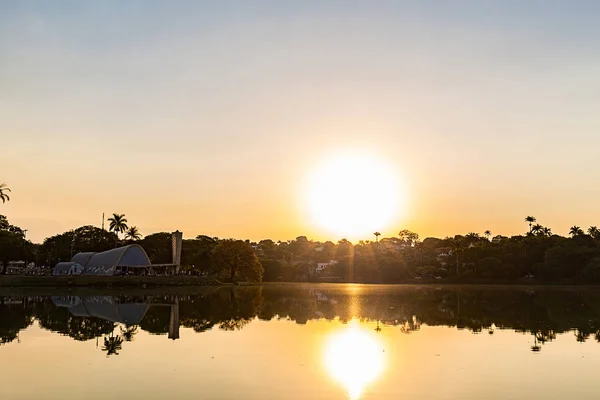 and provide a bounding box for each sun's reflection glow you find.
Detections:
[324,321,386,399]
